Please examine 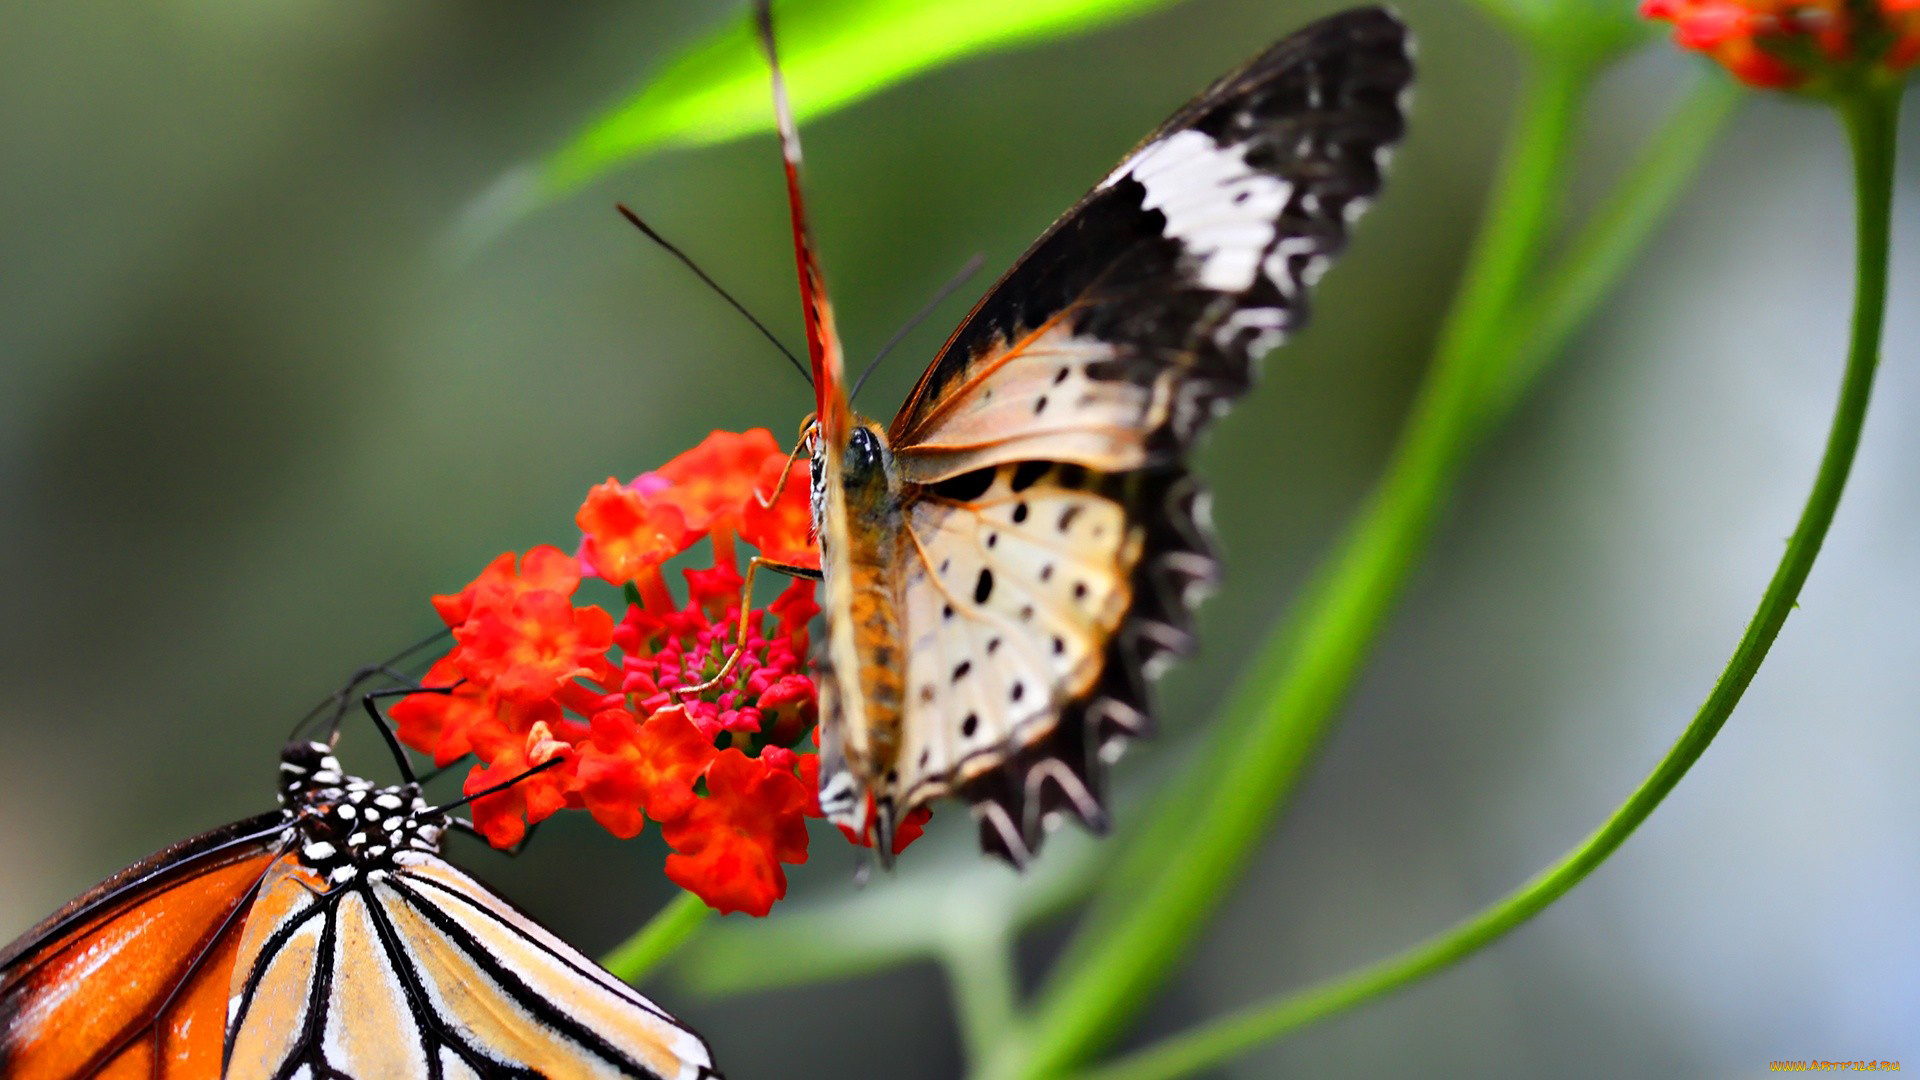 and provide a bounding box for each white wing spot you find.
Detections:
[1106,130,1291,292]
